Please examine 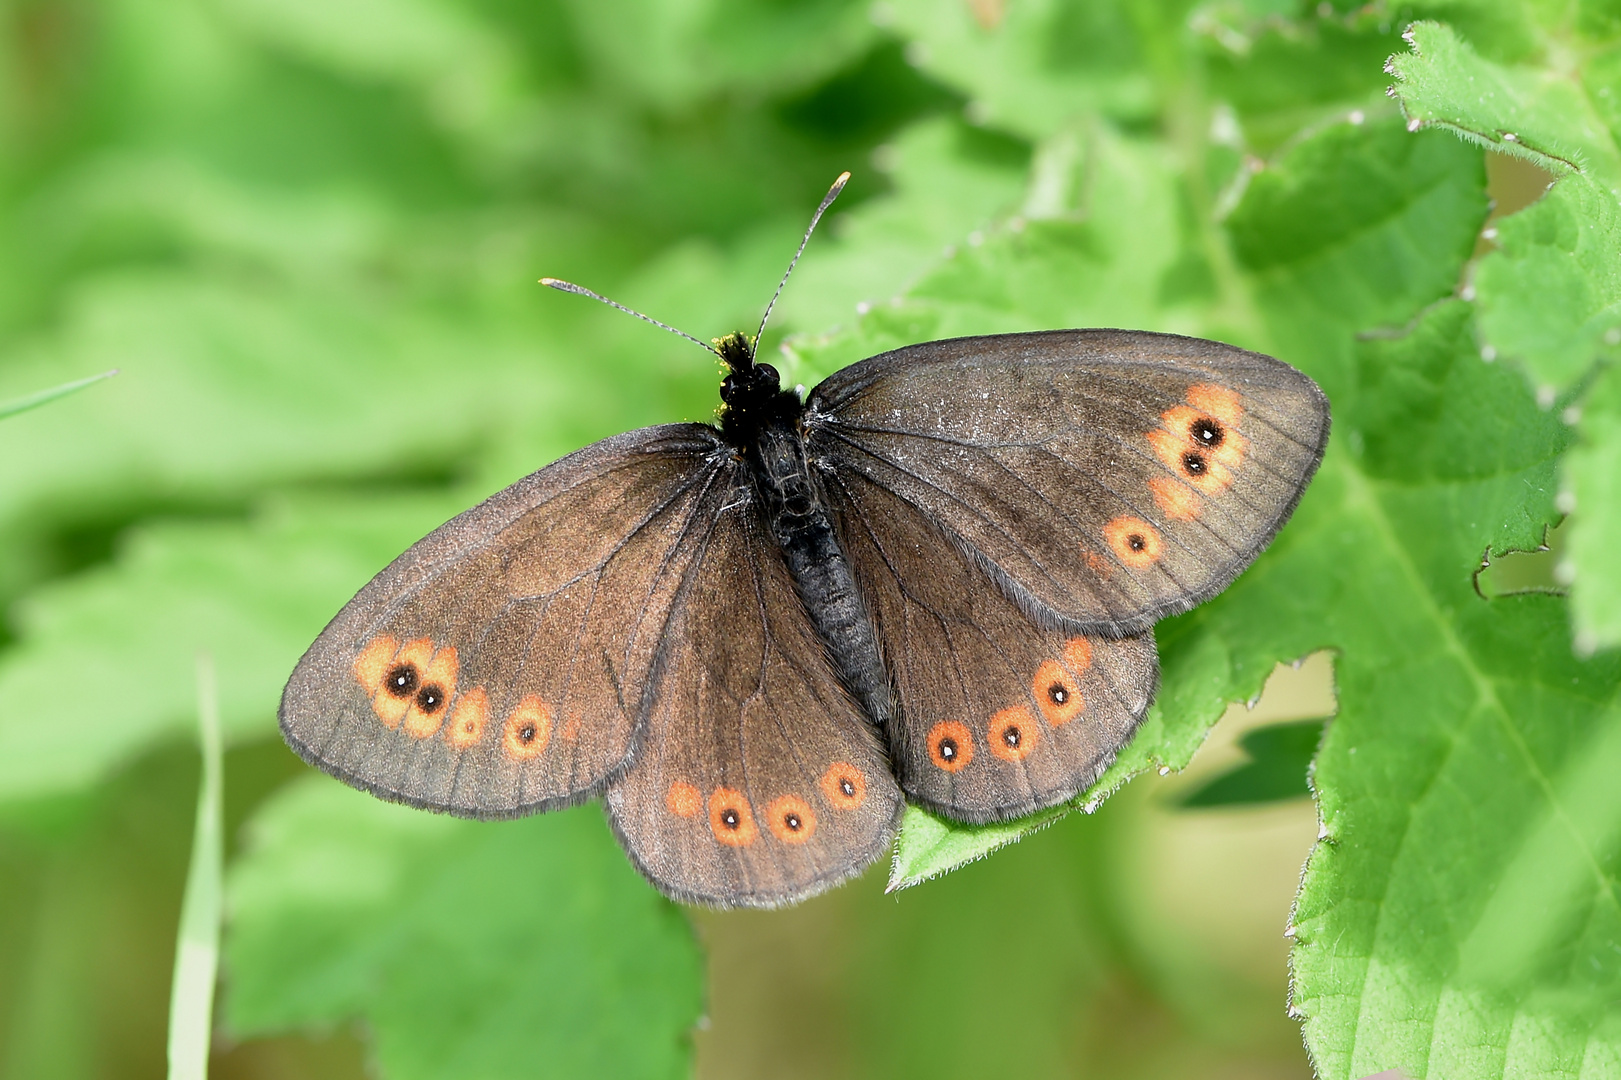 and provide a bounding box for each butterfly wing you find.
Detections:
[805,330,1330,636]
[605,468,904,908]
[824,466,1158,822]
[280,424,732,818]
